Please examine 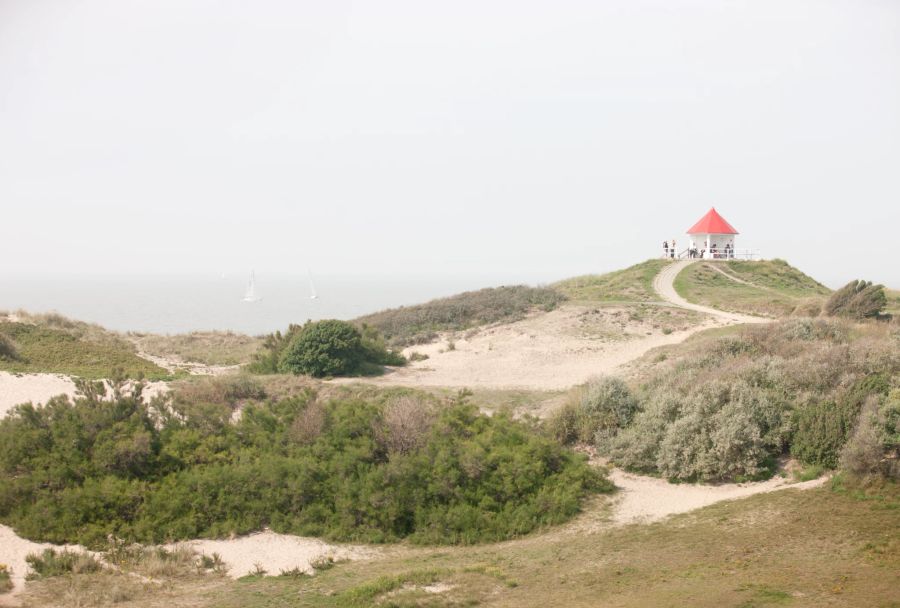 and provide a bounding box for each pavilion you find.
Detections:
[685,207,740,259]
